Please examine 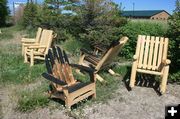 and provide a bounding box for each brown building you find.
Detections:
[122,10,170,20]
